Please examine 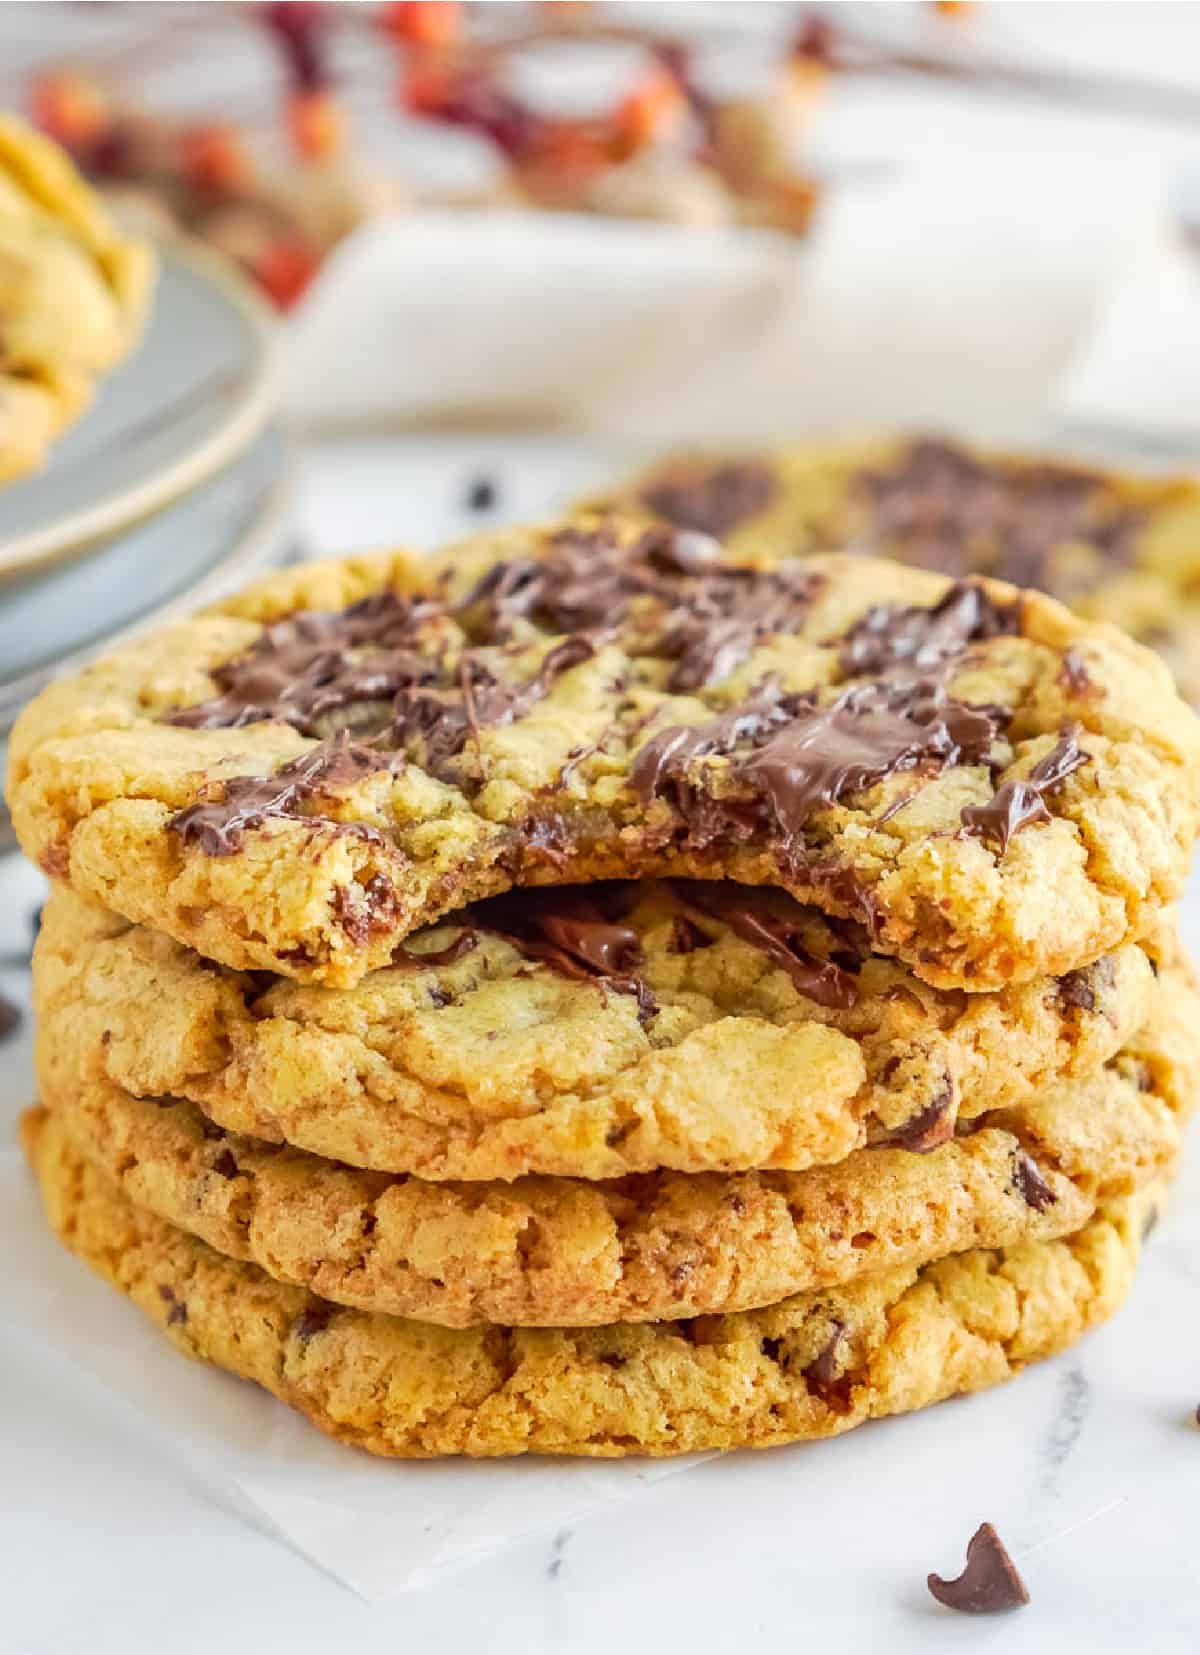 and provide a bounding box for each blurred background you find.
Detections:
[4,0,1200,782]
